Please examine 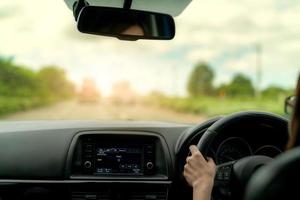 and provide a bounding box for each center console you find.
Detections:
[68,131,170,200]
[70,131,169,179]
[81,136,155,176]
